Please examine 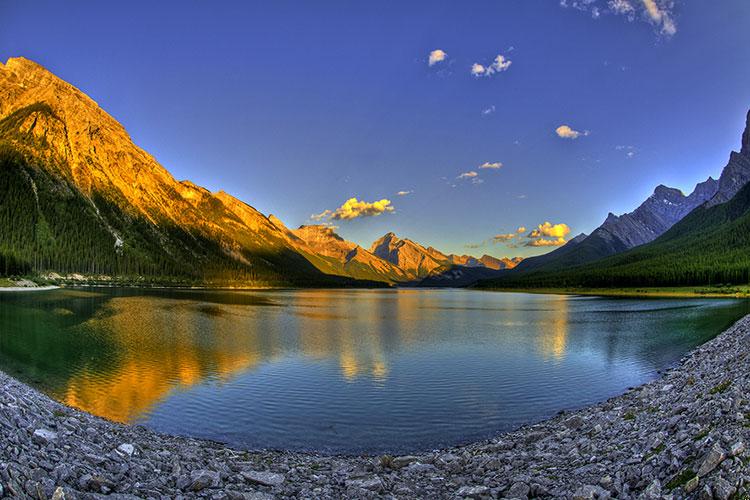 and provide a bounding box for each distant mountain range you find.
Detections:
[0,57,516,287]
[3,56,748,290]
[479,109,750,289]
